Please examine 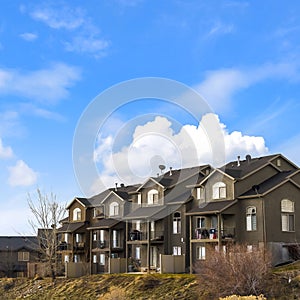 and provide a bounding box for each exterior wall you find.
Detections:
[264,182,300,243]
[270,156,297,172]
[290,172,300,185]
